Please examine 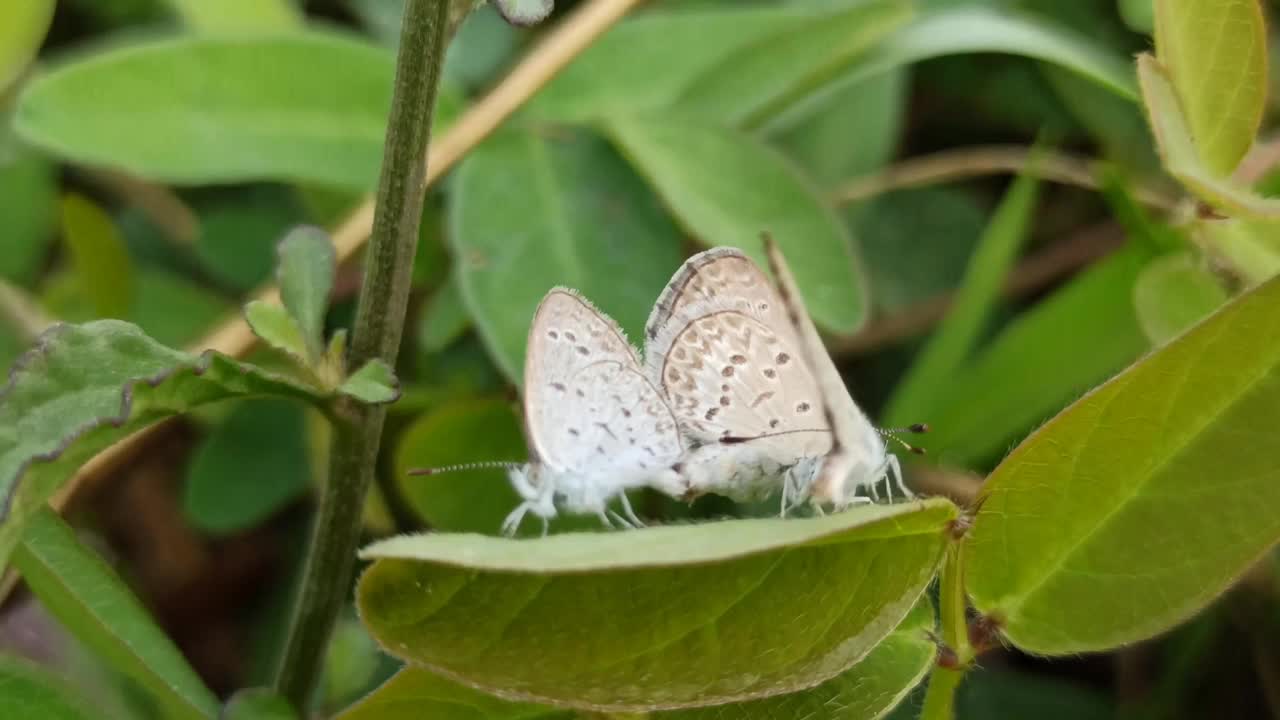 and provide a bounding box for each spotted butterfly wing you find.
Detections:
[524,289,686,495]
[643,248,832,501]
